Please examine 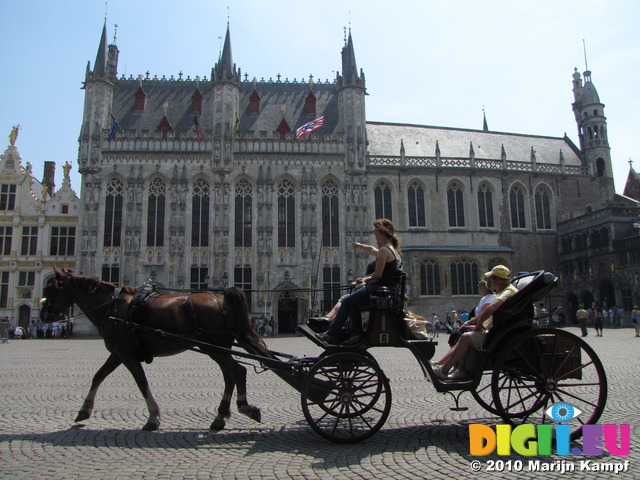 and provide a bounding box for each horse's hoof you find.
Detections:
[210,419,226,431]
[142,420,160,431]
[75,410,91,422]
[239,405,261,423]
